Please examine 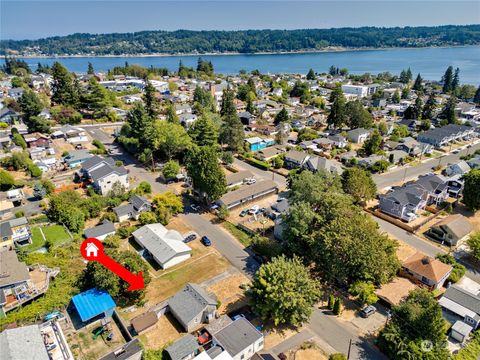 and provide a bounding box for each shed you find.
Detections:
[131,311,158,334]
[84,220,116,241]
[451,320,473,343]
[71,288,116,322]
